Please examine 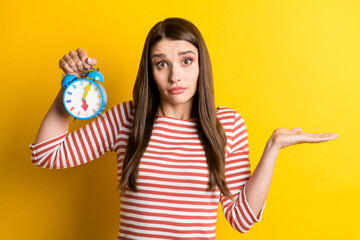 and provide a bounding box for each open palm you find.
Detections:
[271,128,339,149]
